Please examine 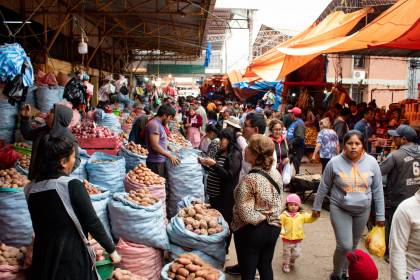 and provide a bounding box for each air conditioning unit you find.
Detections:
[353,70,366,80]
